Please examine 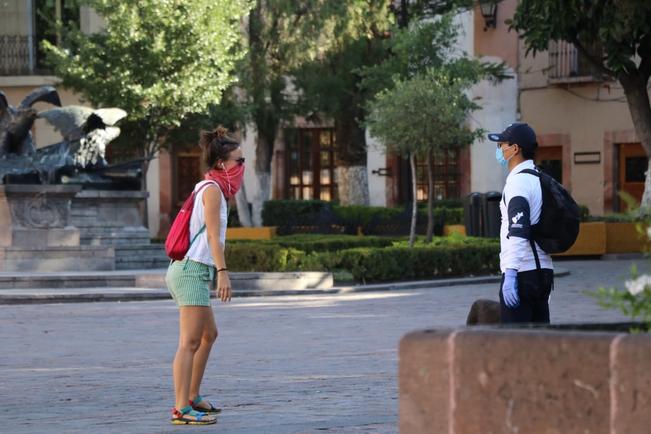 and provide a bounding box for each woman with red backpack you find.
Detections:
[165,126,245,425]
